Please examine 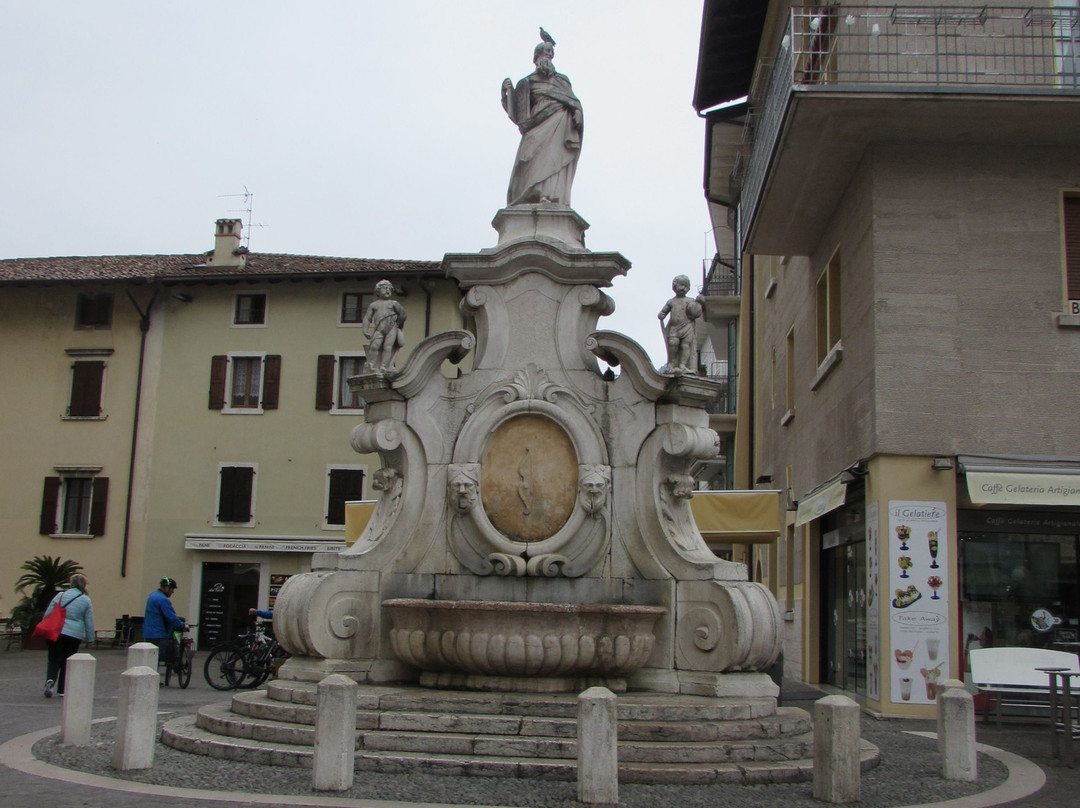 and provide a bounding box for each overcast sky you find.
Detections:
[1,1,712,364]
